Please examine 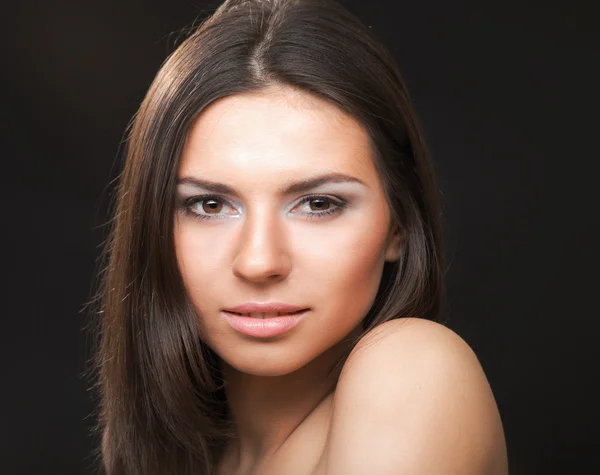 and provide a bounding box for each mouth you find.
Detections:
[223,309,308,319]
